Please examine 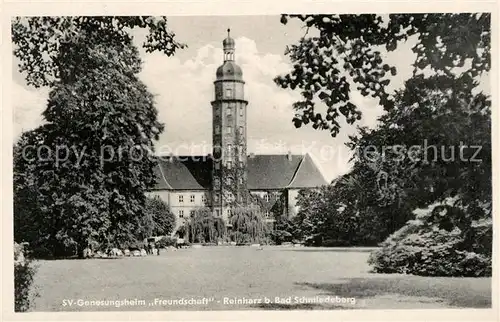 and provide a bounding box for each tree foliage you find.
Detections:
[12,17,183,257]
[285,75,491,248]
[290,184,411,246]
[276,13,491,275]
[229,206,269,244]
[182,208,226,244]
[348,77,491,211]
[12,16,185,88]
[14,243,39,312]
[276,14,490,136]
[368,198,492,277]
[136,196,176,241]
